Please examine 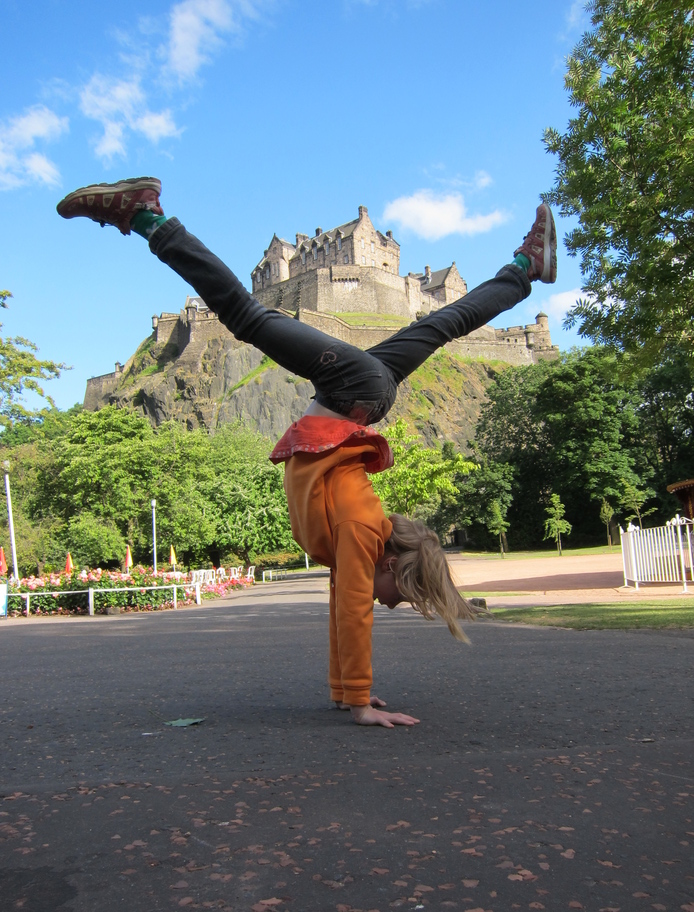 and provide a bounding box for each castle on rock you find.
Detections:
[85,204,558,411]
